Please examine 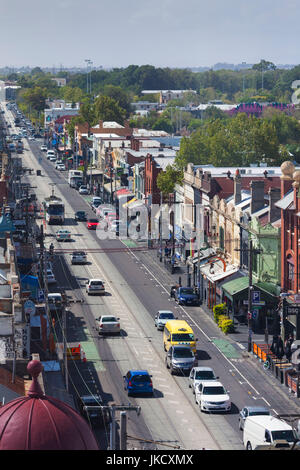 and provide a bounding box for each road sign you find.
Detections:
[252,291,260,303]
[247,312,252,320]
